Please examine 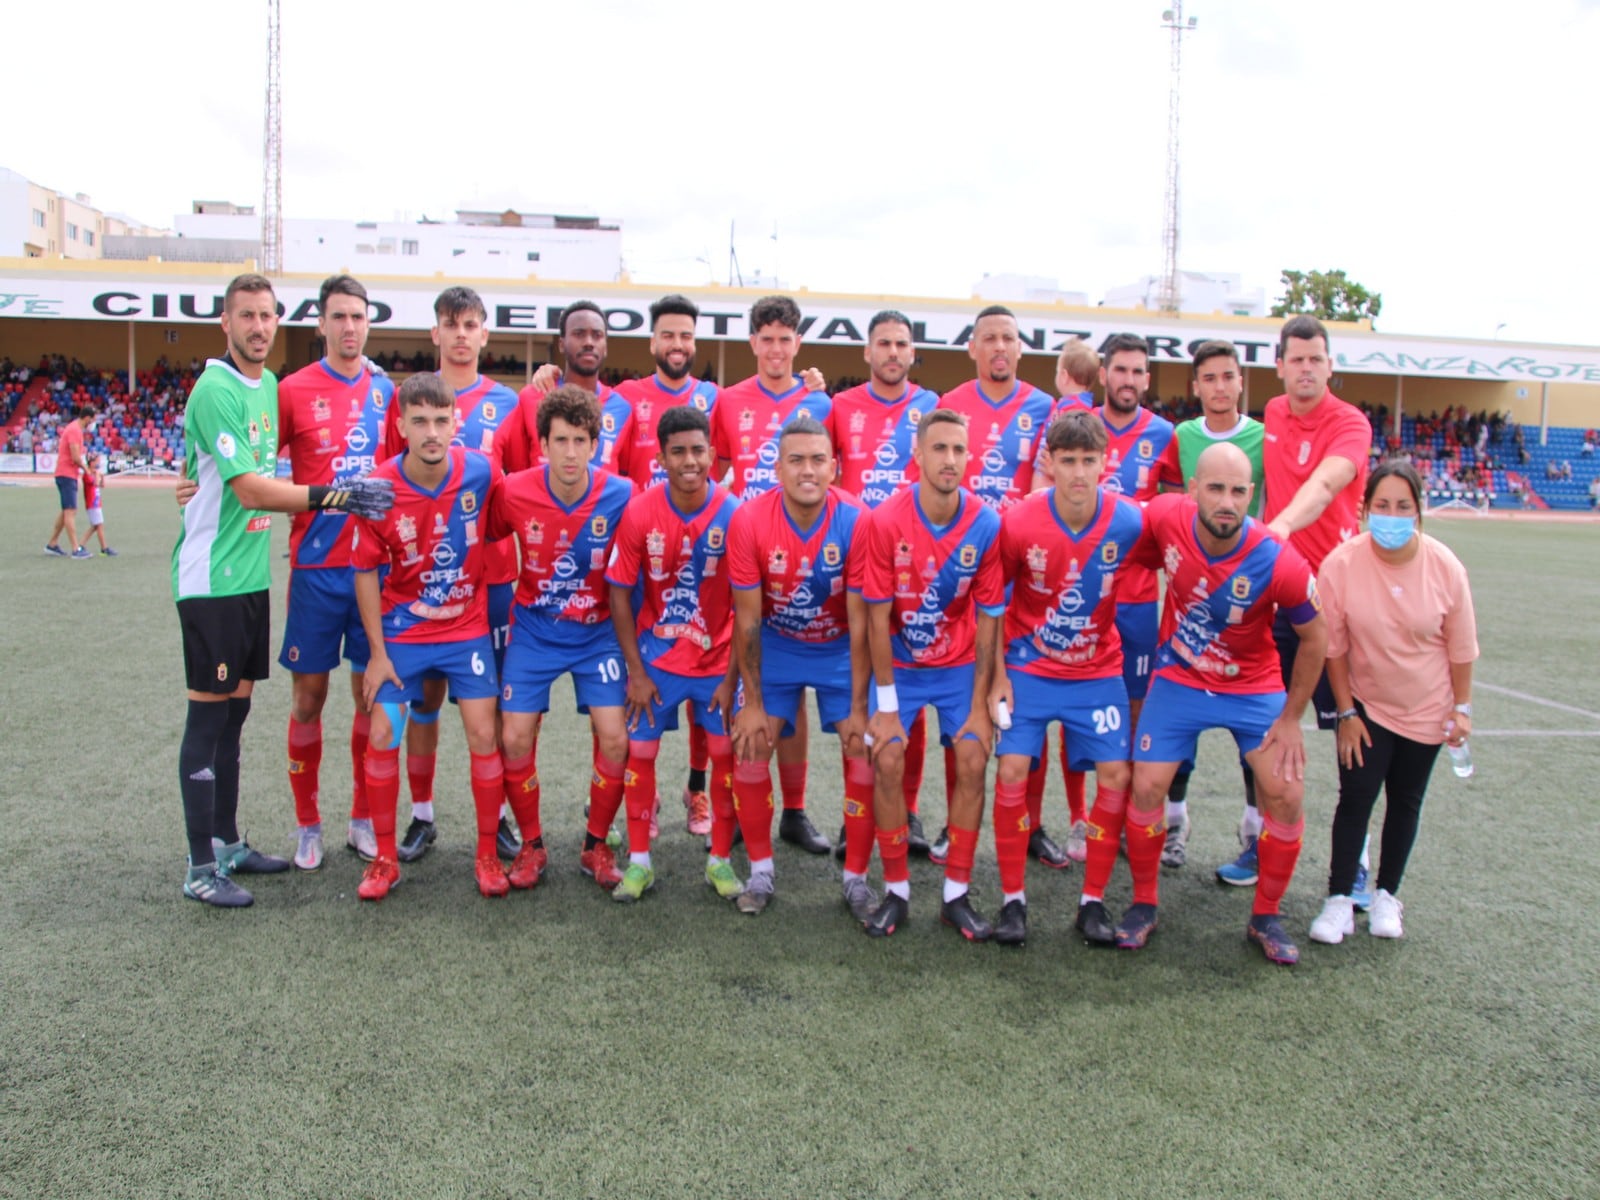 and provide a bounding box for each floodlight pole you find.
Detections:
[1158,4,1197,315]
[262,0,283,276]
